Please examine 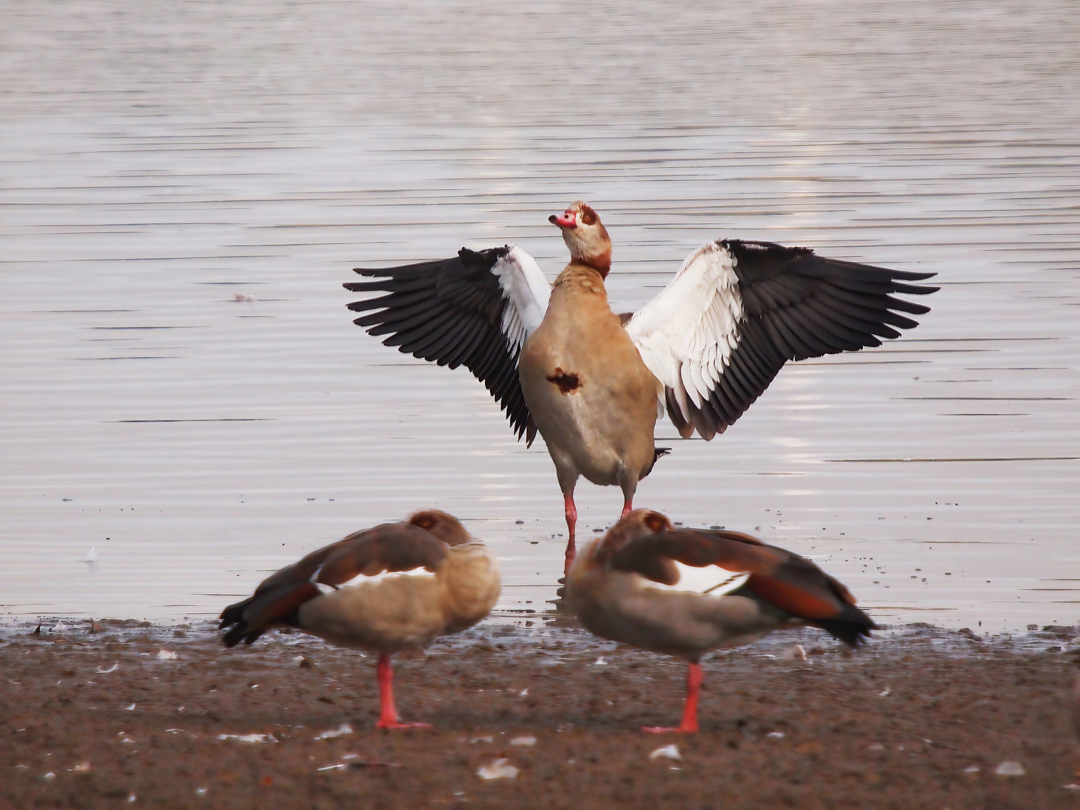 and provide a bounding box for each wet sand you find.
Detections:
[3,620,1079,809]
